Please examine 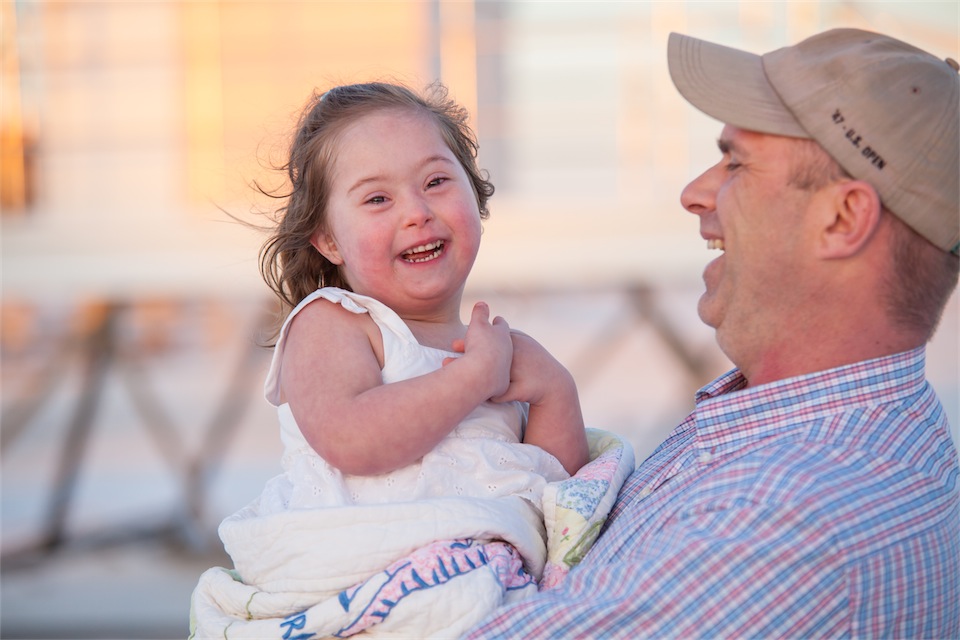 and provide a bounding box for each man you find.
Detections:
[468,29,959,638]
